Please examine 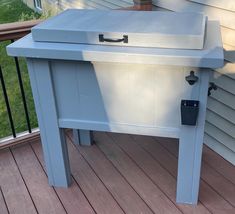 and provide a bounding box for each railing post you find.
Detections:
[0,65,16,138]
[0,20,42,147]
[11,39,32,133]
